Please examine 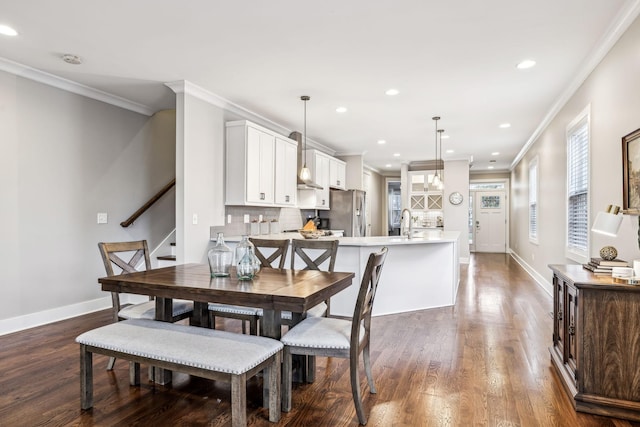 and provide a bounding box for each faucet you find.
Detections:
[400,208,413,239]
